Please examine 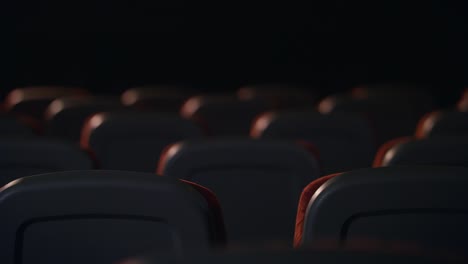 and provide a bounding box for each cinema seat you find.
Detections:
[0,170,225,264]
[81,112,202,172]
[319,89,433,145]
[373,136,468,167]
[4,86,89,119]
[45,96,124,141]
[415,111,468,138]
[121,85,193,112]
[158,139,320,244]
[0,138,93,186]
[181,95,269,137]
[295,166,468,251]
[251,111,376,174]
